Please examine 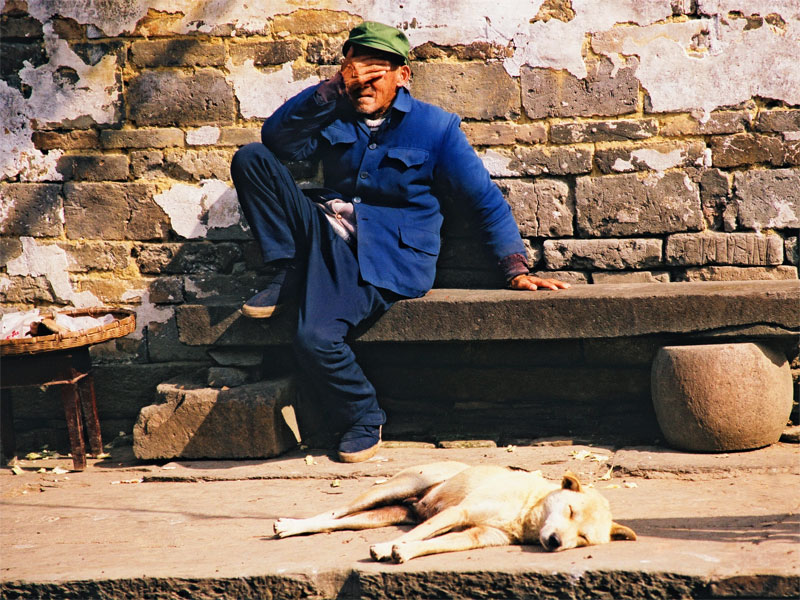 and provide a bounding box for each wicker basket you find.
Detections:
[0,308,136,356]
